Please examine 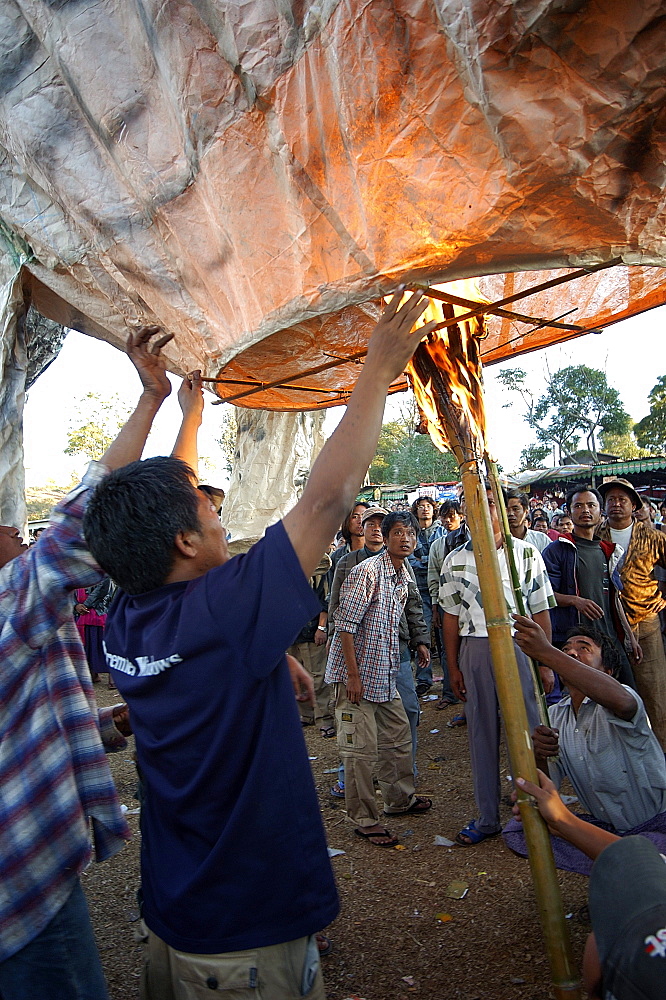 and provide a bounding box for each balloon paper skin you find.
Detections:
[0,1,665,408]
